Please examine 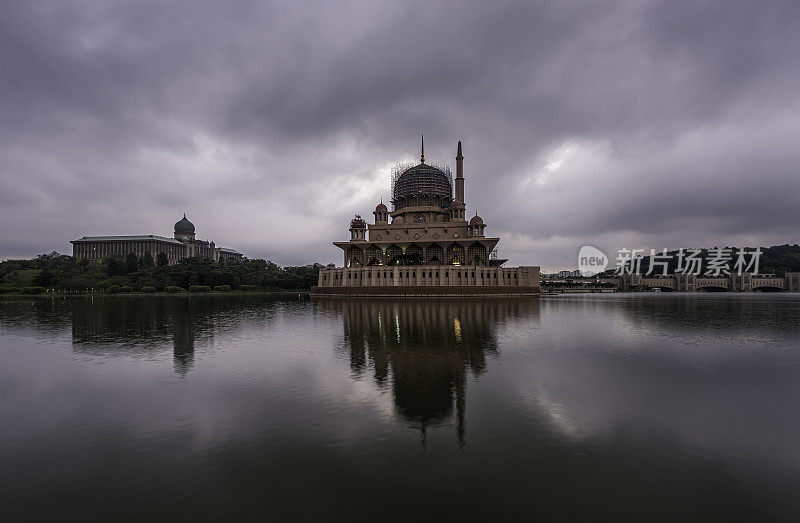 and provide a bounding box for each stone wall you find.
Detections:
[317,265,540,291]
[311,285,540,296]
